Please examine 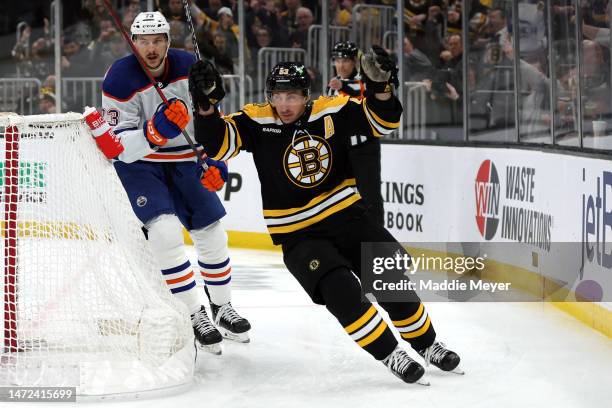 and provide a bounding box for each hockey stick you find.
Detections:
[181,0,220,97]
[182,0,202,61]
[101,0,207,169]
